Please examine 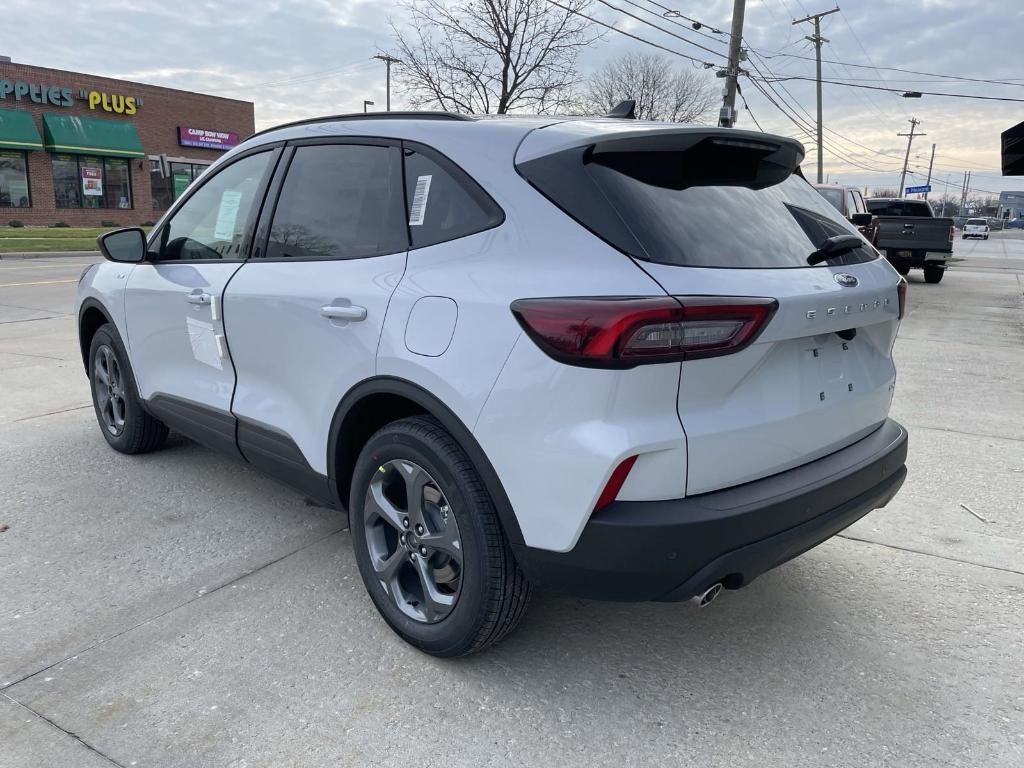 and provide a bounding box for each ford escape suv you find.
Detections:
[77,113,908,657]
